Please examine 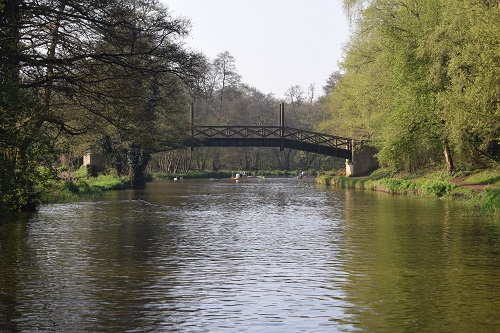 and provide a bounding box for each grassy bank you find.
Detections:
[38,165,129,204]
[316,168,500,215]
[39,174,129,204]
